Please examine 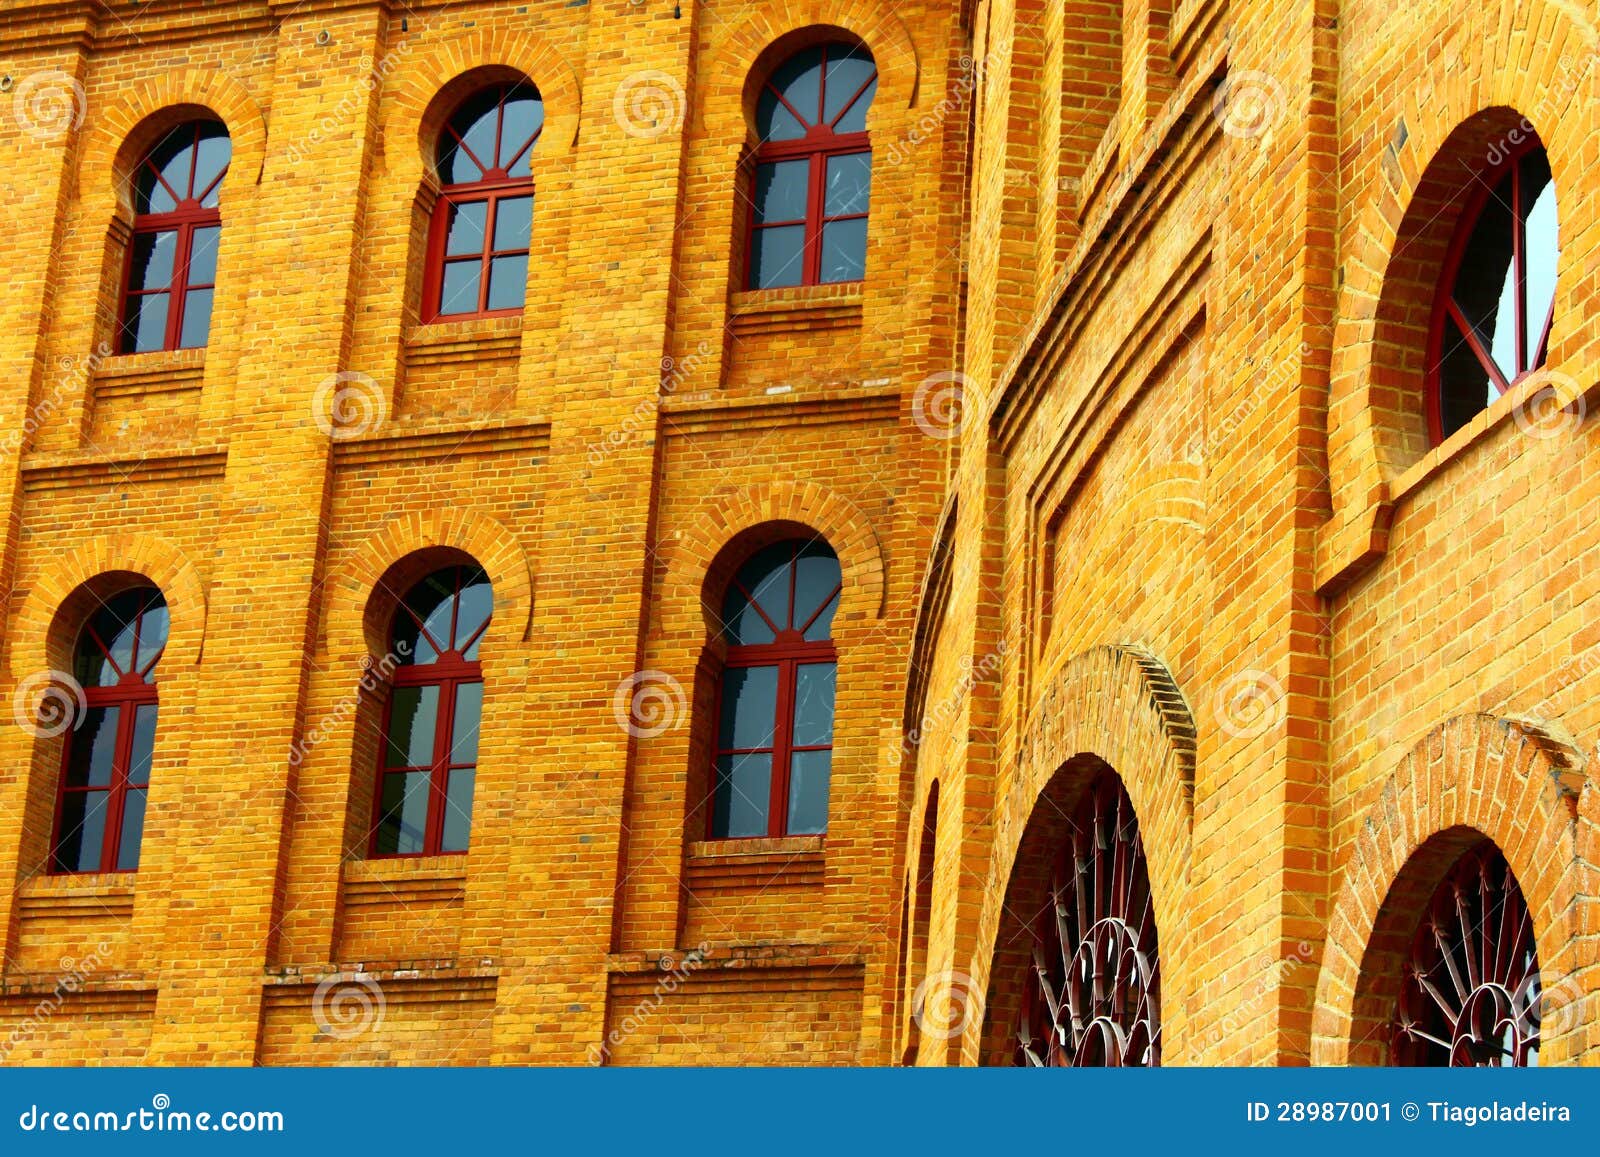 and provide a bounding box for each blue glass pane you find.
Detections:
[54,791,109,872]
[734,542,795,630]
[454,571,493,656]
[80,590,146,684]
[135,601,170,675]
[129,231,176,291]
[1452,168,1516,384]
[720,585,776,645]
[445,201,487,256]
[146,128,196,205]
[187,226,221,286]
[791,662,836,747]
[179,288,213,349]
[450,91,501,181]
[450,682,483,765]
[823,52,876,126]
[64,707,121,788]
[749,225,805,289]
[120,292,169,353]
[437,260,481,316]
[116,788,147,871]
[825,152,871,216]
[192,126,231,202]
[754,159,809,223]
[492,195,533,251]
[756,87,808,142]
[385,685,439,767]
[820,217,868,282]
[765,47,824,127]
[832,75,877,134]
[718,665,779,750]
[375,771,430,855]
[500,93,544,174]
[786,749,831,834]
[792,544,841,635]
[1522,153,1558,362]
[441,767,475,852]
[713,752,771,838]
[128,704,158,784]
[487,254,528,311]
